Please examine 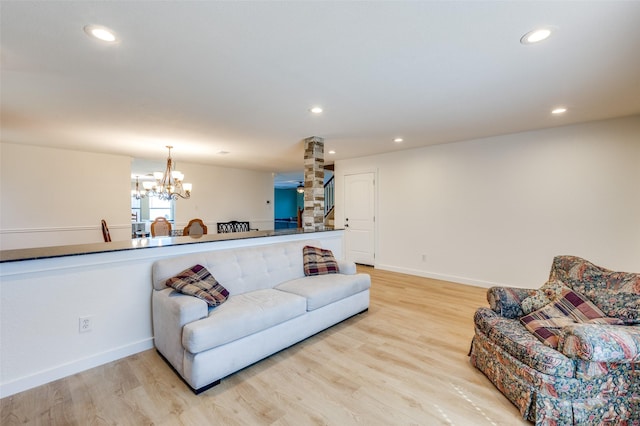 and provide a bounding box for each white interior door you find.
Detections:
[344,172,375,265]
